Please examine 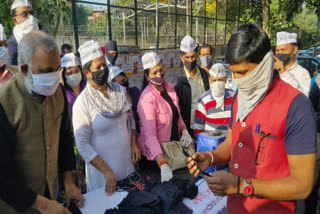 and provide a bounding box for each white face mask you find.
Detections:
[200,55,212,67]
[13,15,39,43]
[65,71,82,87]
[210,80,225,97]
[25,66,60,96]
